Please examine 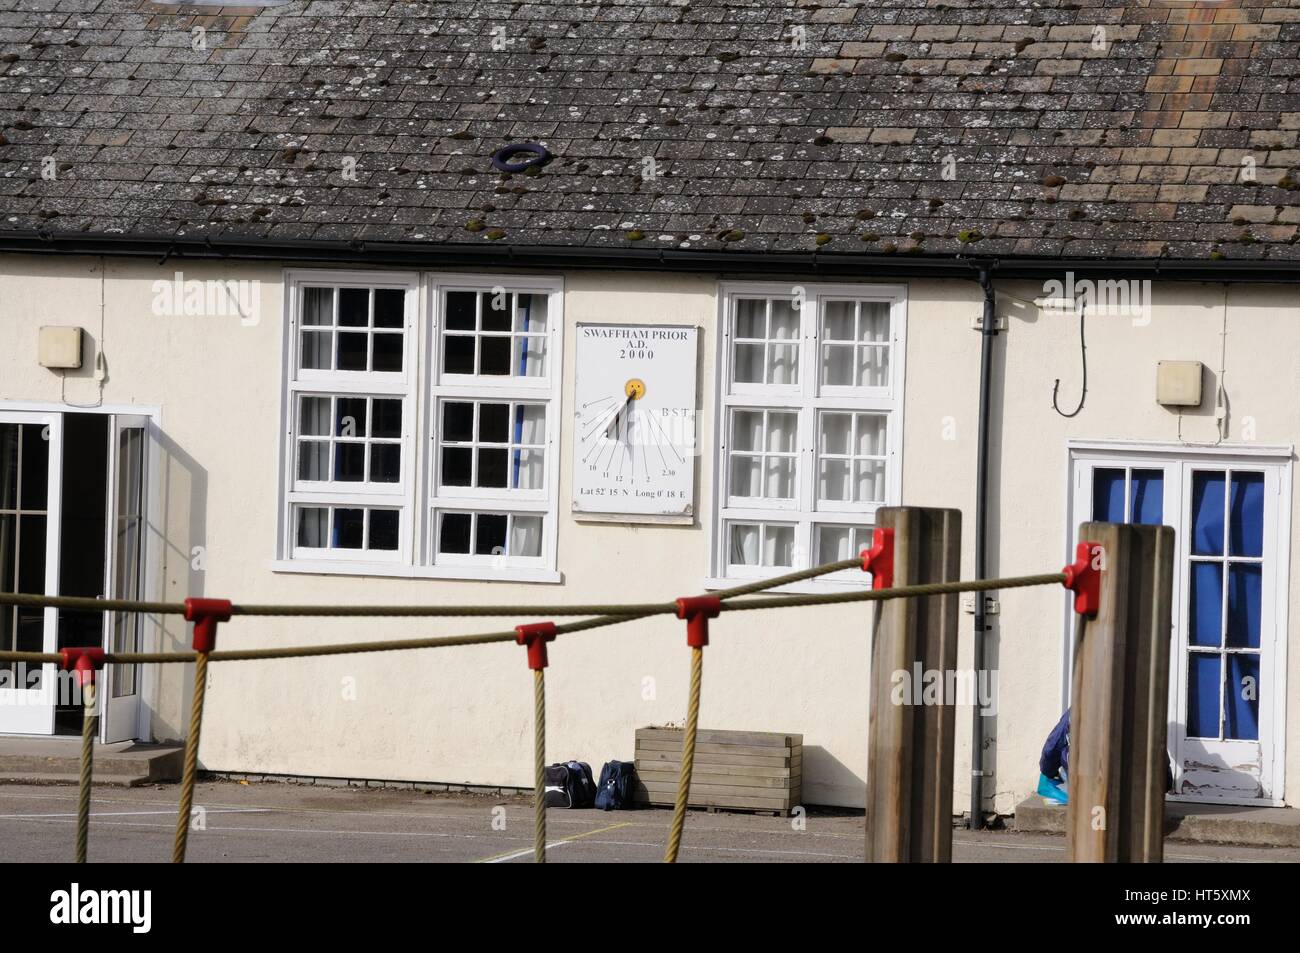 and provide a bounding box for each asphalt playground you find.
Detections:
[2,780,1297,863]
